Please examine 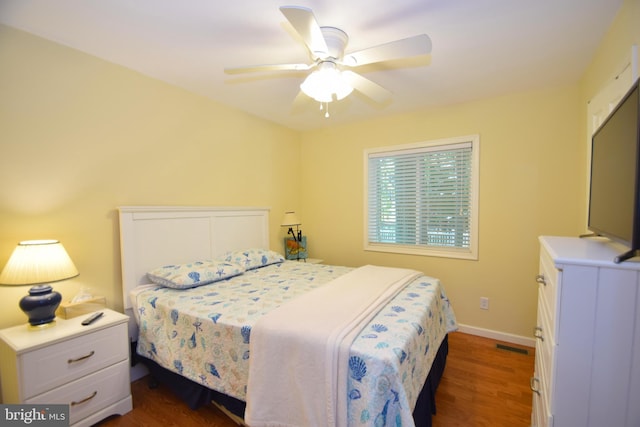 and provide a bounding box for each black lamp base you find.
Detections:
[19,284,62,328]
